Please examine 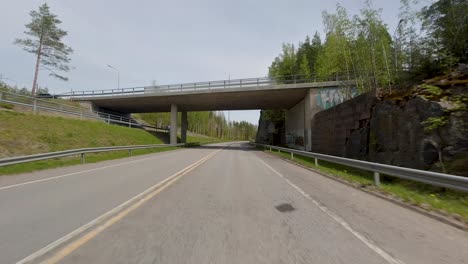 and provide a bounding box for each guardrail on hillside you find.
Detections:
[0,144,185,167]
[251,143,468,193]
[0,91,149,128]
[57,73,355,98]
